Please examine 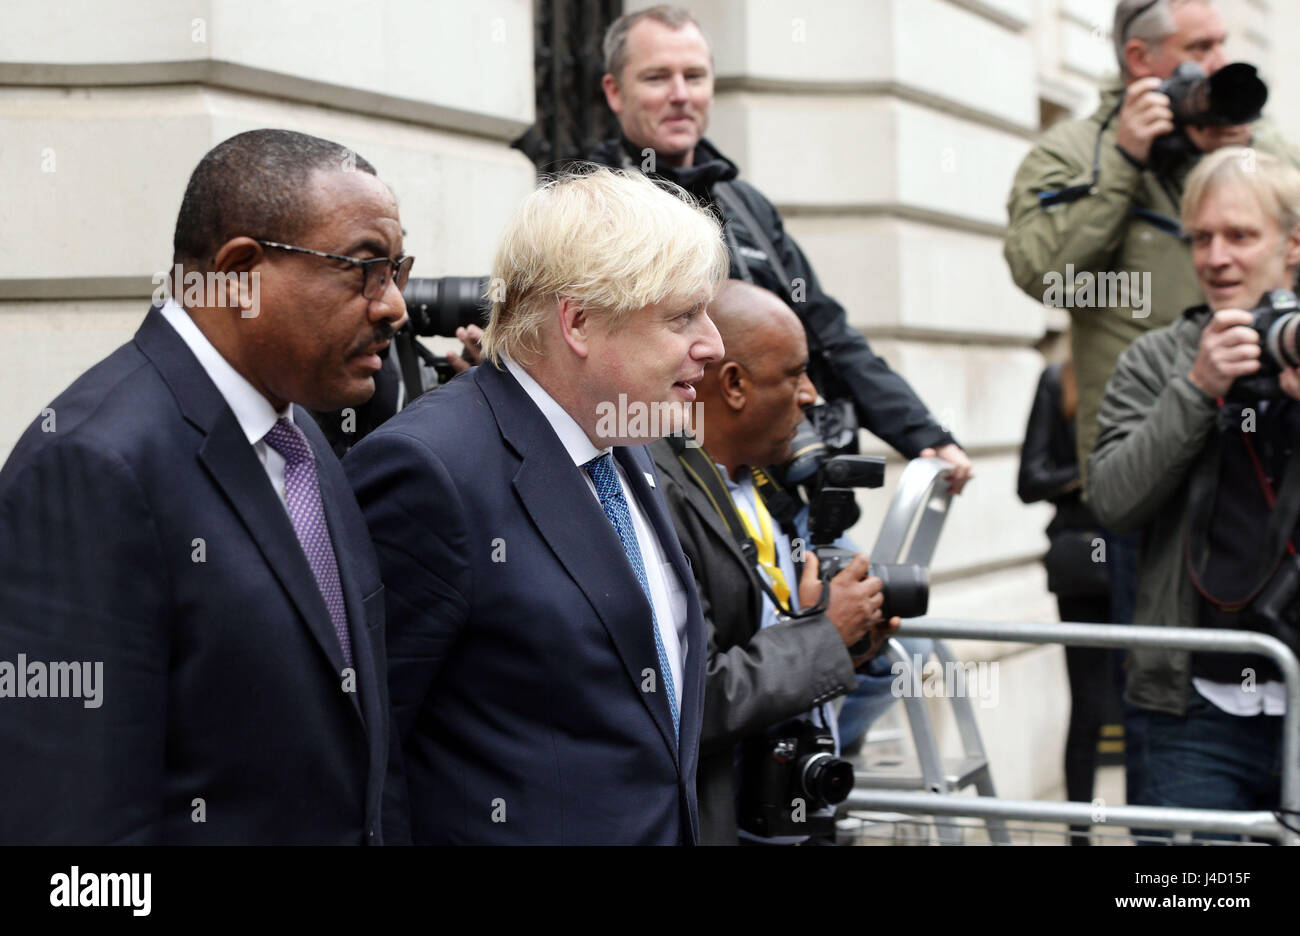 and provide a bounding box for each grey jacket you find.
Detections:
[1088,306,1218,715]
[648,439,855,844]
